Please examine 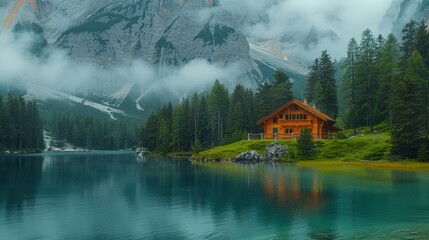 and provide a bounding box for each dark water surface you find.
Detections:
[0,152,428,239]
